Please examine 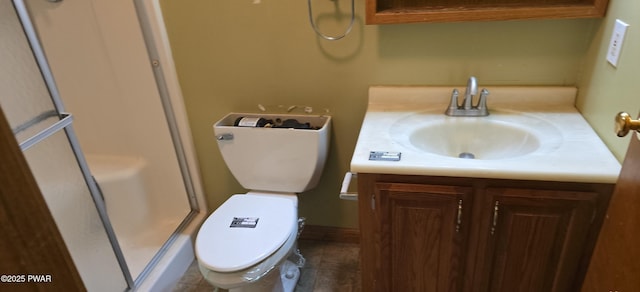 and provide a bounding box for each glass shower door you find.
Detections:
[0,1,130,291]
